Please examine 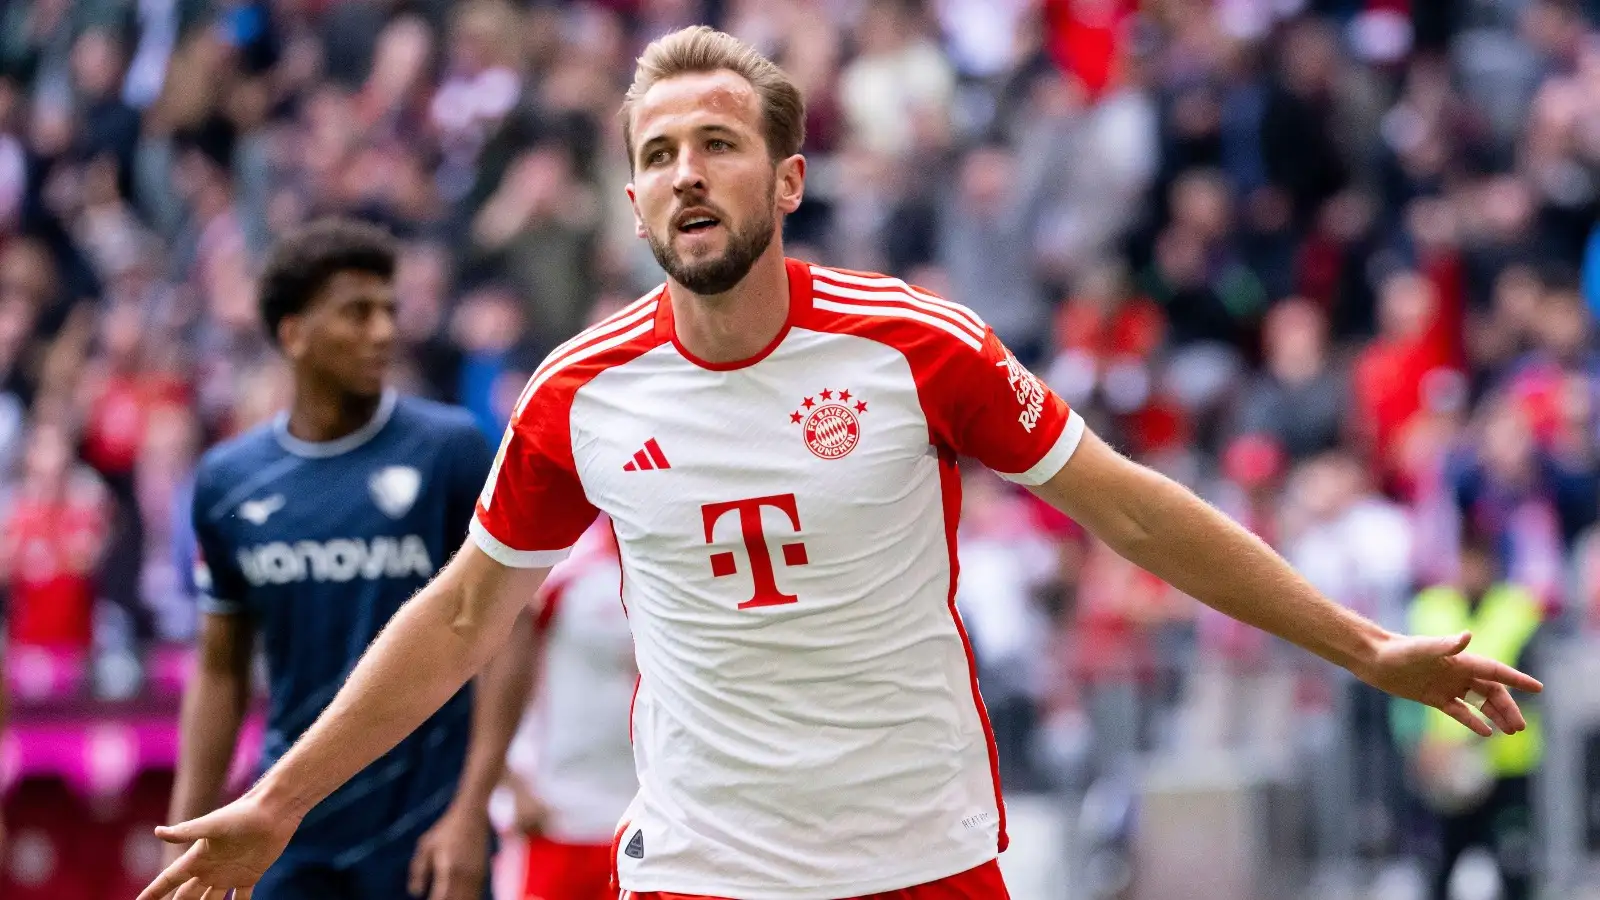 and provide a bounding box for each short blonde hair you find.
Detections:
[621,26,805,167]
